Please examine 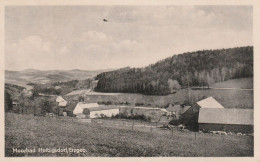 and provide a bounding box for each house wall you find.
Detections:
[90,109,119,118]
[180,104,200,130]
[119,107,165,120]
[199,123,253,134]
[73,106,83,115]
